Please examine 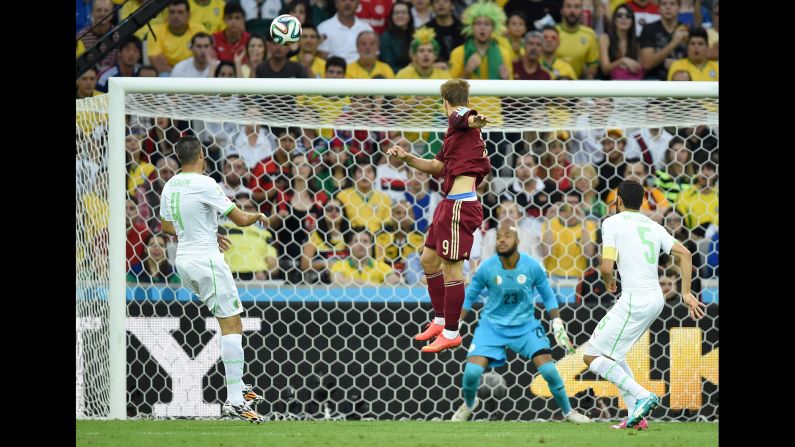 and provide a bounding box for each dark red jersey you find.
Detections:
[435,107,491,196]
